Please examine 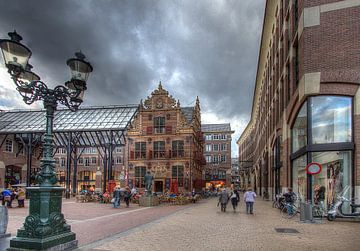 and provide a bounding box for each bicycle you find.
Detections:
[312,203,325,219]
[273,194,285,210]
[281,202,300,219]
